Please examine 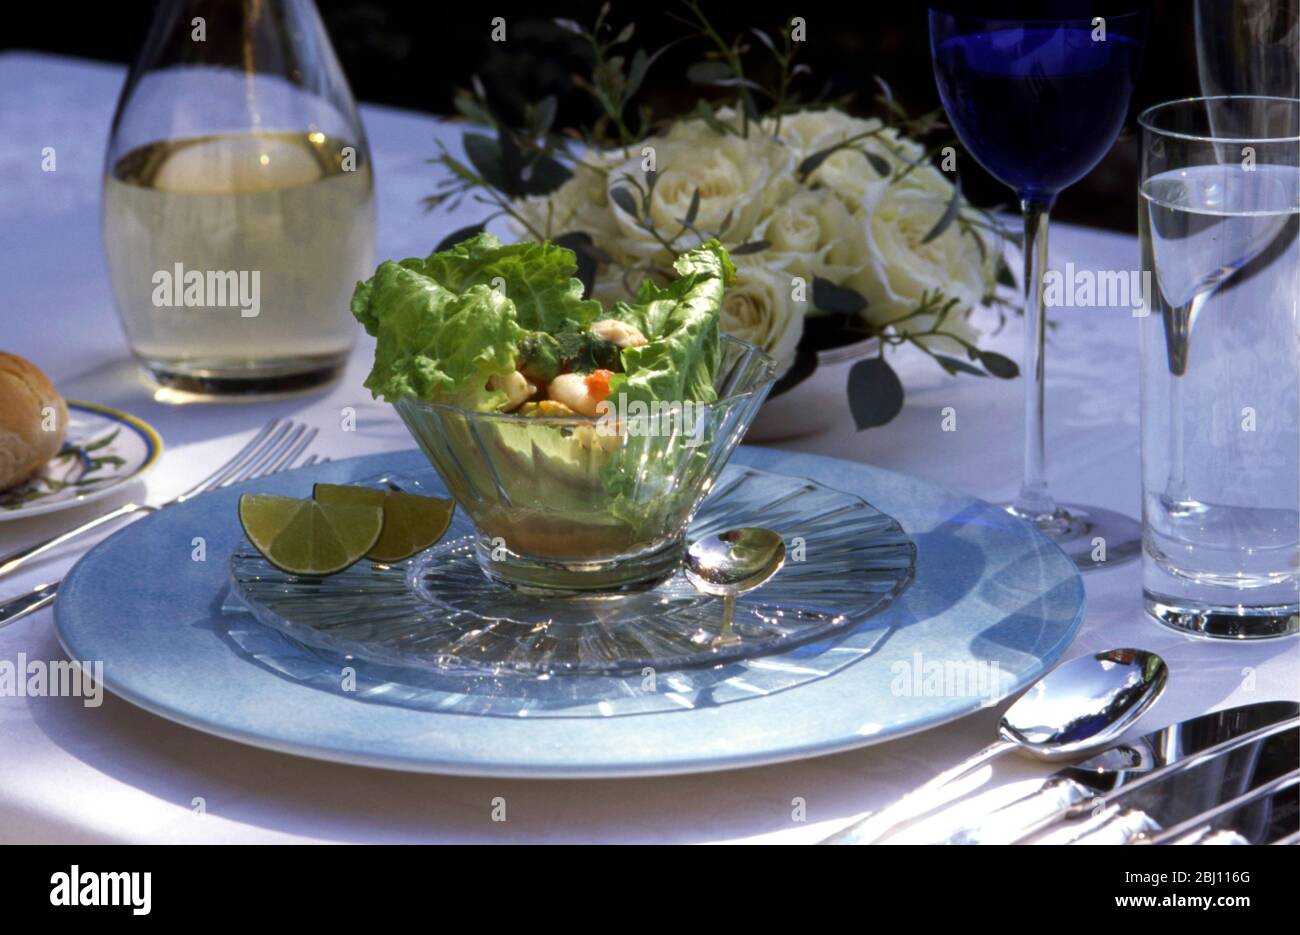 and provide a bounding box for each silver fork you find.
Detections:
[1,418,318,579]
[0,418,322,626]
